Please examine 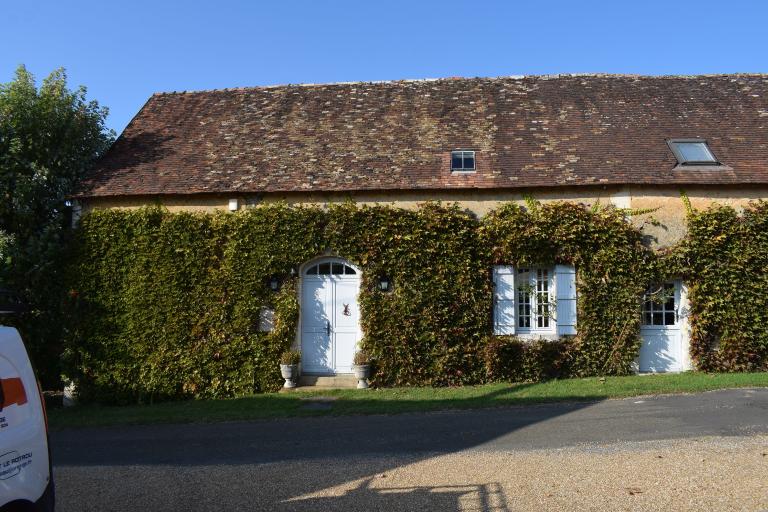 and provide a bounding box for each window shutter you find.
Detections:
[555,264,577,335]
[493,266,516,335]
